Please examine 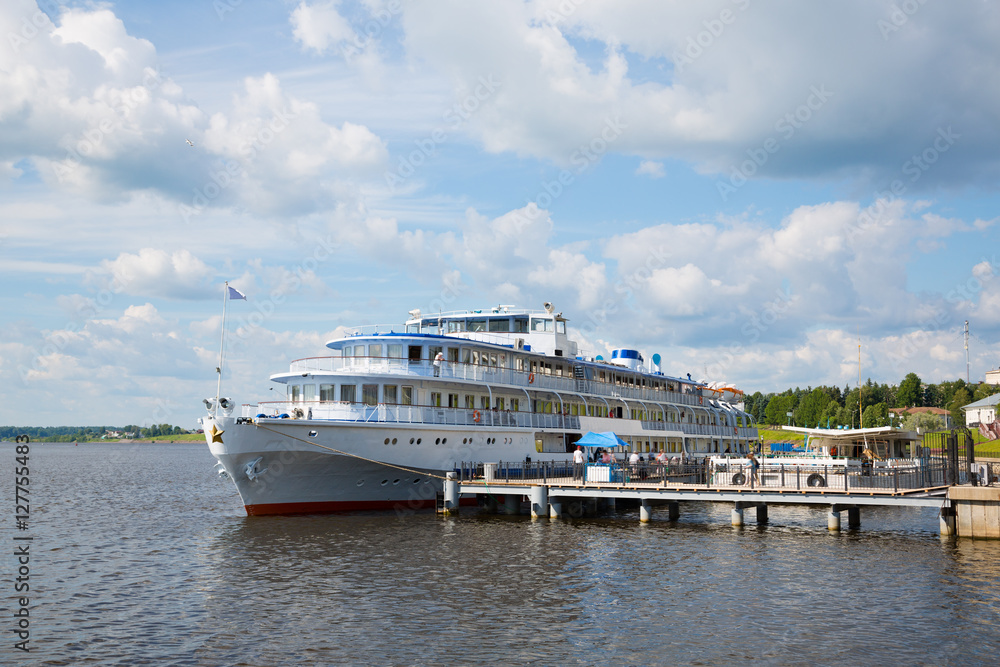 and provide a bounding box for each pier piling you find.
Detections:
[667,501,680,522]
[640,500,651,523]
[530,486,547,520]
[441,472,459,515]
